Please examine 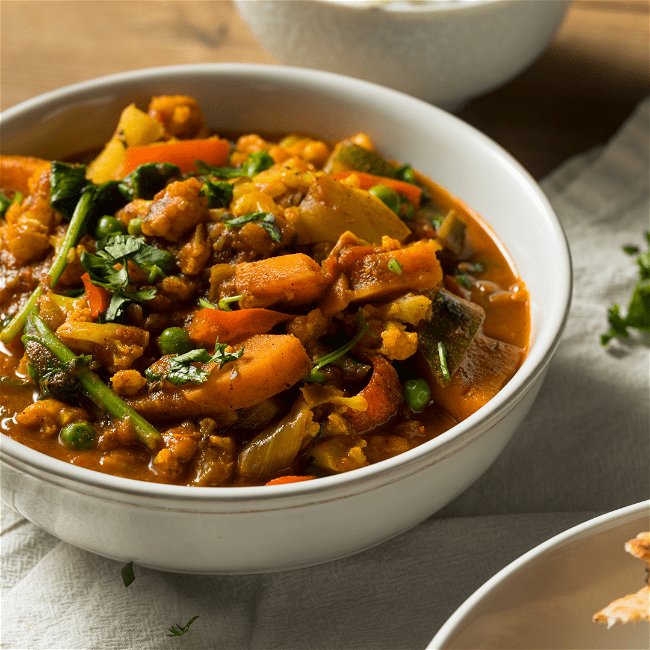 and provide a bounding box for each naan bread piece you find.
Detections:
[593,586,649,628]
[625,532,650,563]
[593,532,650,628]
